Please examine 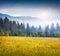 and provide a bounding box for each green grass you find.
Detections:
[0,36,60,56]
